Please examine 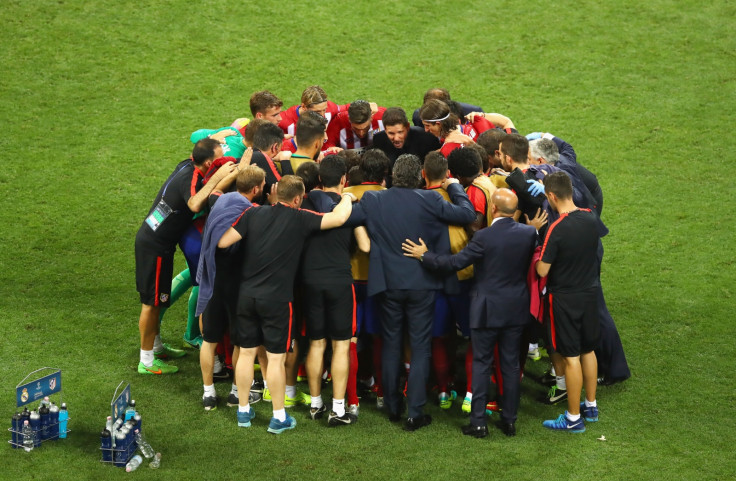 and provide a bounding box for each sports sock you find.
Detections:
[184,286,200,340]
[431,337,450,393]
[465,392,473,401]
[347,342,359,405]
[556,376,567,390]
[140,350,154,367]
[465,346,473,393]
[273,408,286,422]
[311,395,324,409]
[231,384,238,395]
[332,398,345,417]
[285,385,296,398]
[585,399,597,408]
[528,342,538,351]
[213,356,224,373]
[566,411,580,422]
[153,335,163,352]
[203,384,216,398]
[263,380,268,390]
[238,404,251,413]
